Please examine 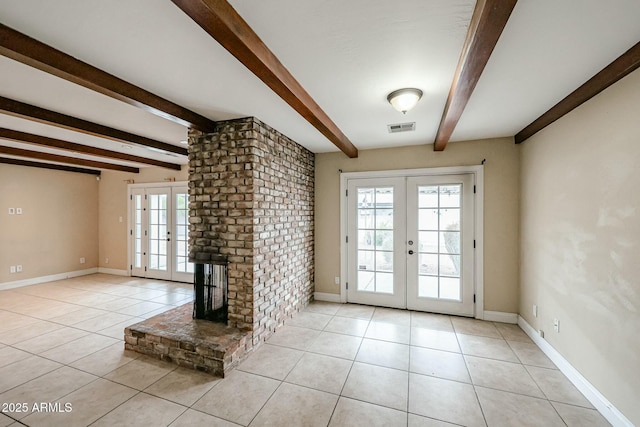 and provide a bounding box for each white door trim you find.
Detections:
[340,166,484,318]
